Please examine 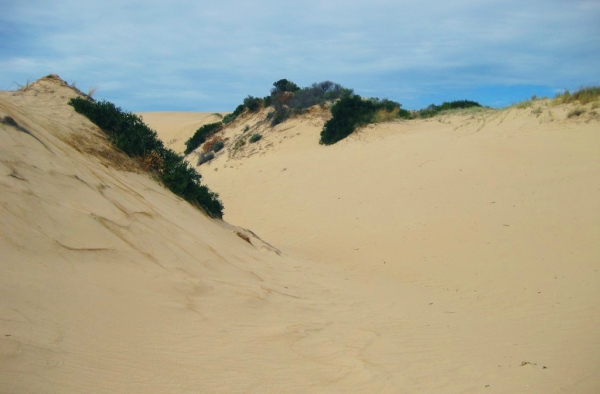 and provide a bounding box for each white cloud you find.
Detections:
[1,0,598,110]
